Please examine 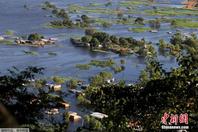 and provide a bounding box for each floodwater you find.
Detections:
[0,0,197,131]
